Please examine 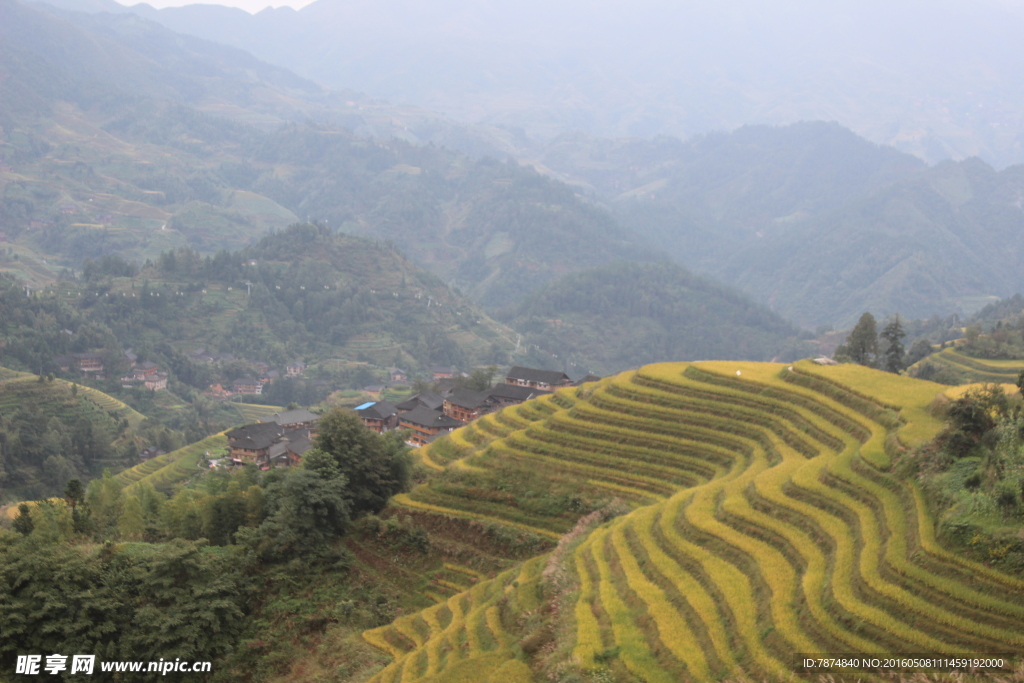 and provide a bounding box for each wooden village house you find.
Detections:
[355,401,399,433]
[442,388,494,423]
[505,366,573,391]
[226,422,314,468]
[398,406,464,446]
